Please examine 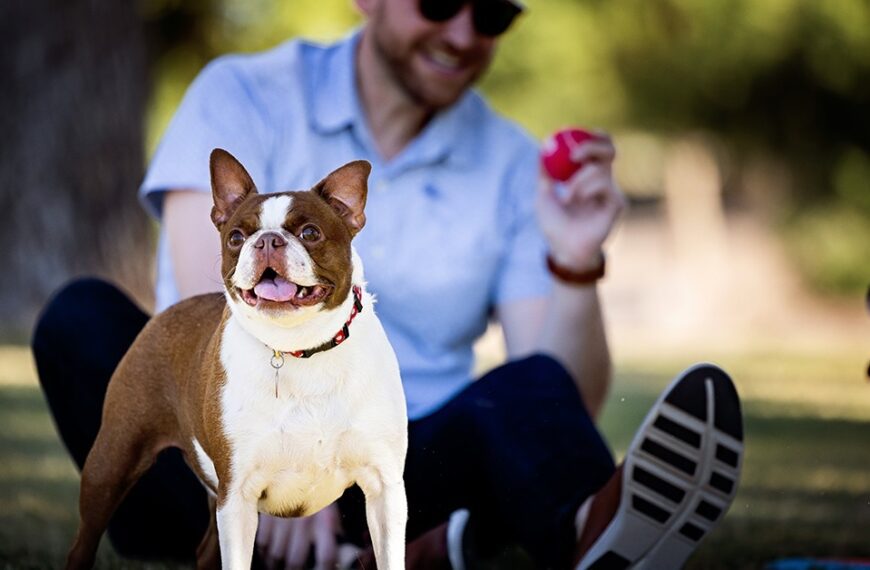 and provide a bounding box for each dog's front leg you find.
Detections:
[360,469,407,570]
[216,492,259,570]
